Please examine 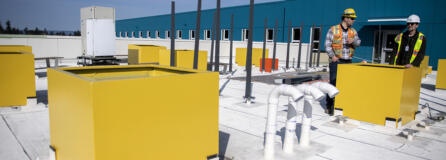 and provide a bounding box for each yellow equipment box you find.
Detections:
[436,59,446,89]
[159,50,208,71]
[0,45,36,100]
[335,63,421,127]
[128,45,167,64]
[159,49,170,66]
[0,45,32,53]
[420,56,429,78]
[48,65,218,160]
[0,52,36,107]
[236,48,269,67]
